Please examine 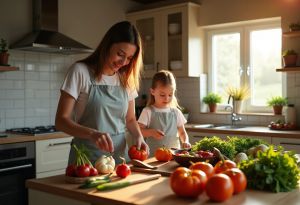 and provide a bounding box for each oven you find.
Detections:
[0,141,35,205]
